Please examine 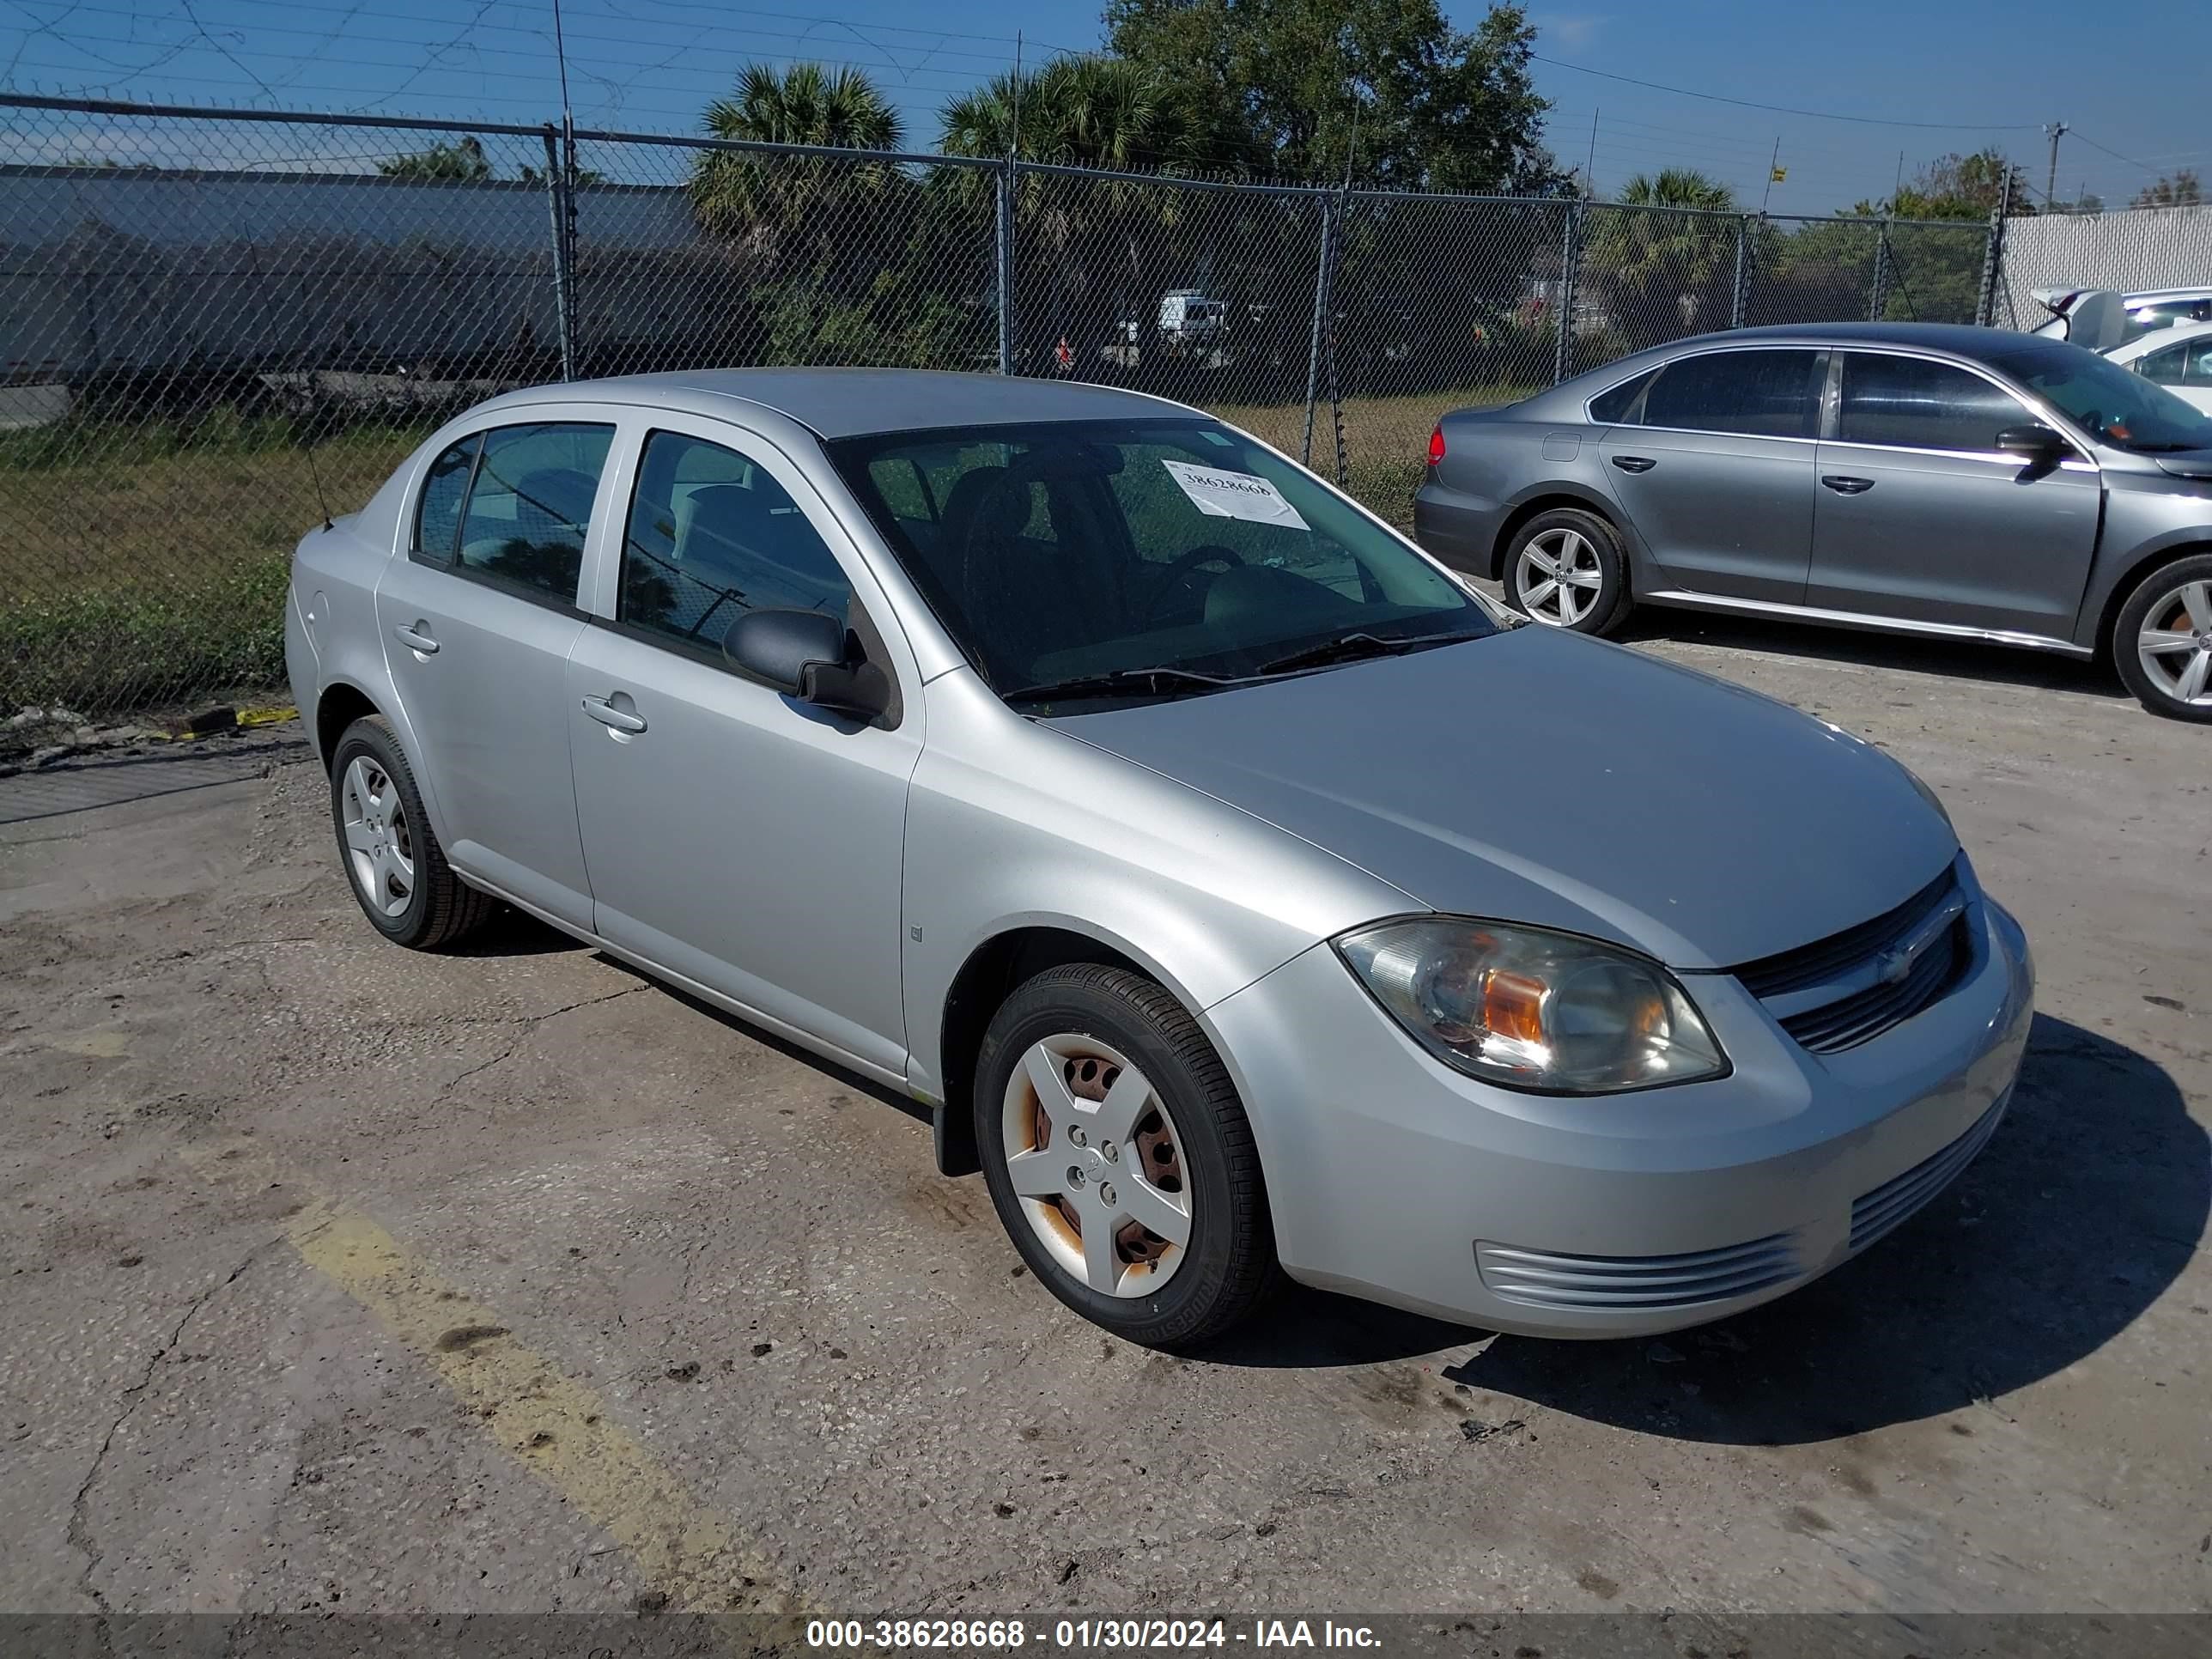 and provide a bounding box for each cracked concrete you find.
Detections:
[0,613,2208,1618]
